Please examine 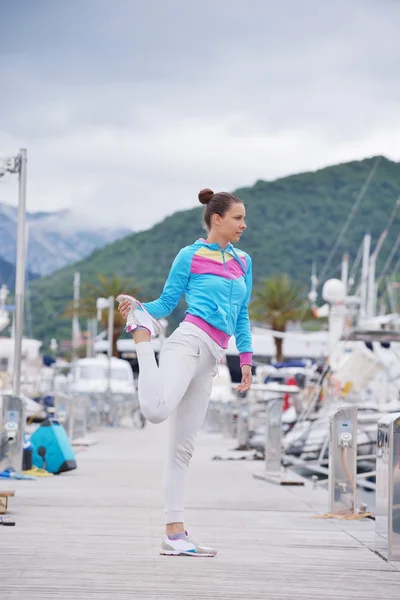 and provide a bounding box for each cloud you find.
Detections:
[0,0,399,229]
